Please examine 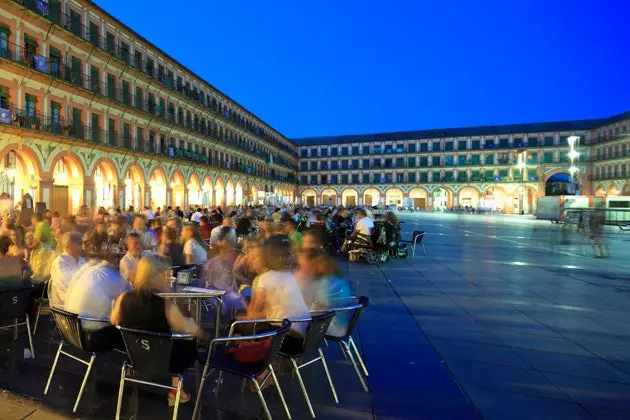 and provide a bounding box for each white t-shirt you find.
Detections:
[355,217,374,236]
[50,253,86,307]
[191,211,203,223]
[142,209,155,220]
[253,270,310,335]
[183,239,208,264]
